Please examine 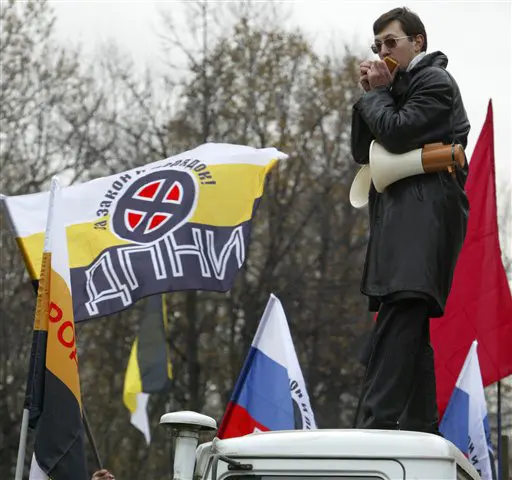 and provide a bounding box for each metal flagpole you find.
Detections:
[14,409,30,480]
